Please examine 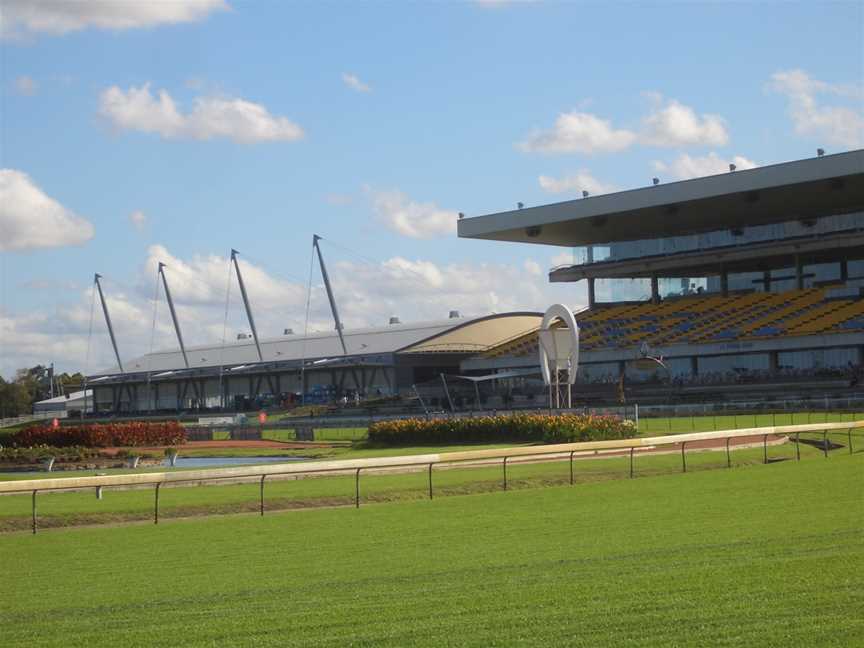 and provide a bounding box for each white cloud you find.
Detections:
[769,69,864,148]
[538,170,617,195]
[0,245,583,377]
[640,96,728,147]
[652,152,758,180]
[1,0,227,38]
[342,73,371,93]
[0,169,95,252]
[551,252,573,268]
[331,256,579,327]
[370,189,458,239]
[129,210,147,232]
[13,75,38,95]
[519,111,636,154]
[520,96,731,155]
[99,84,304,143]
[523,259,542,276]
